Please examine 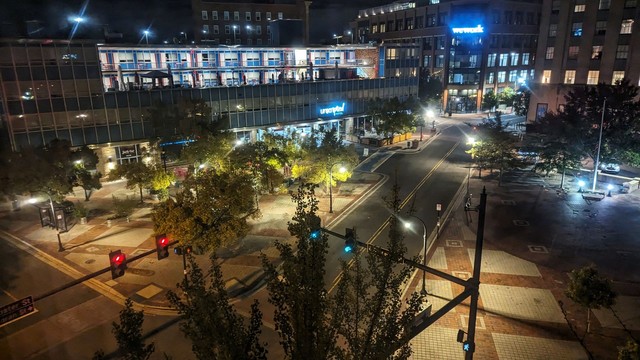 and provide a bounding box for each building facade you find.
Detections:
[351,0,542,114]
[527,0,640,122]
[0,39,418,173]
[191,0,312,45]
